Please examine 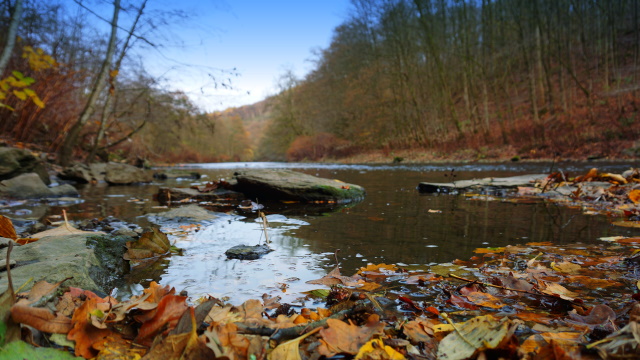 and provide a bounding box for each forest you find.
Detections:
[1,0,639,164]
